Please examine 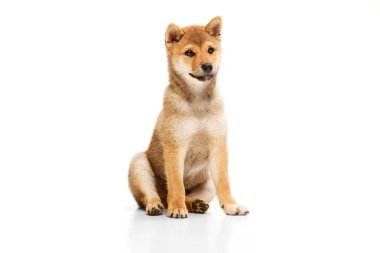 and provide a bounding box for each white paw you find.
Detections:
[167,207,188,219]
[145,202,164,216]
[223,204,249,215]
